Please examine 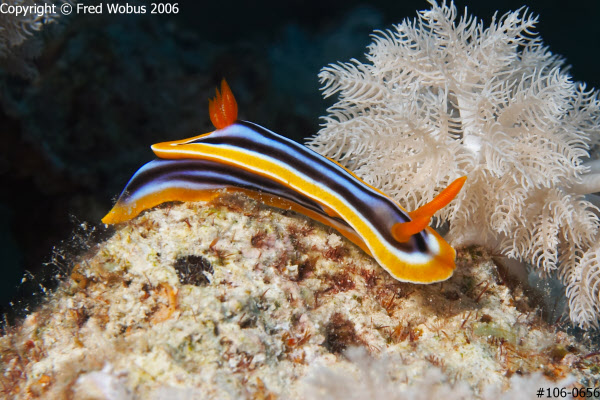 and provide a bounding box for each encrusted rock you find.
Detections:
[1,194,597,399]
